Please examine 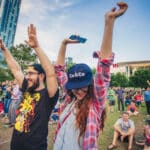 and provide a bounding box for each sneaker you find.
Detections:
[135,141,145,146]
[3,123,14,128]
[4,122,11,125]
[8,124,14,128]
